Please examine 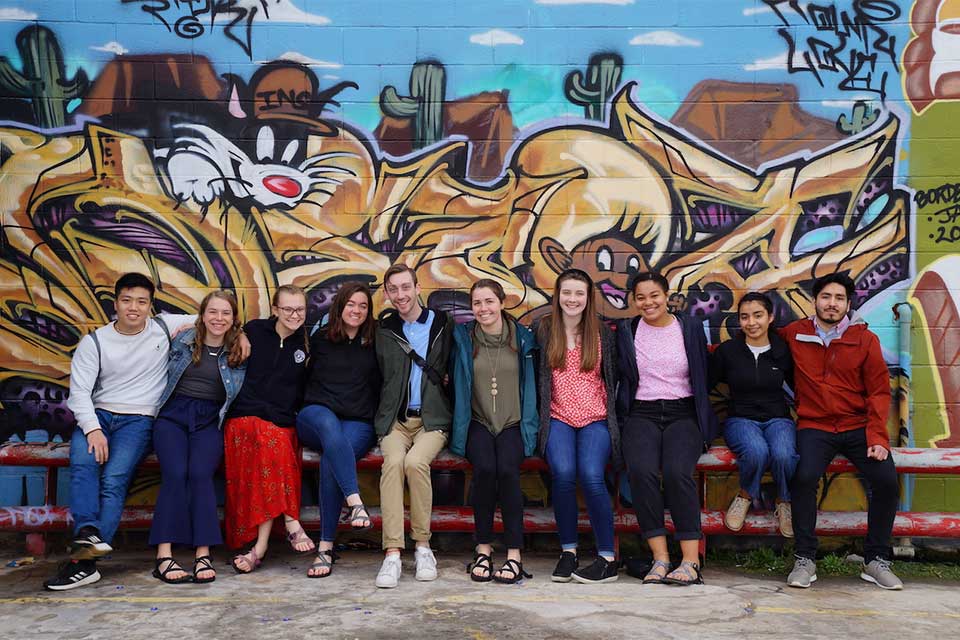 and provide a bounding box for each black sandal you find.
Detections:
[347,504,373,531]
[492,558,532,584]
[661,560,703,586]
[152,557,192,584]
[306,550,338,579]
[193,555,216,584]
[467,552,493,583]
